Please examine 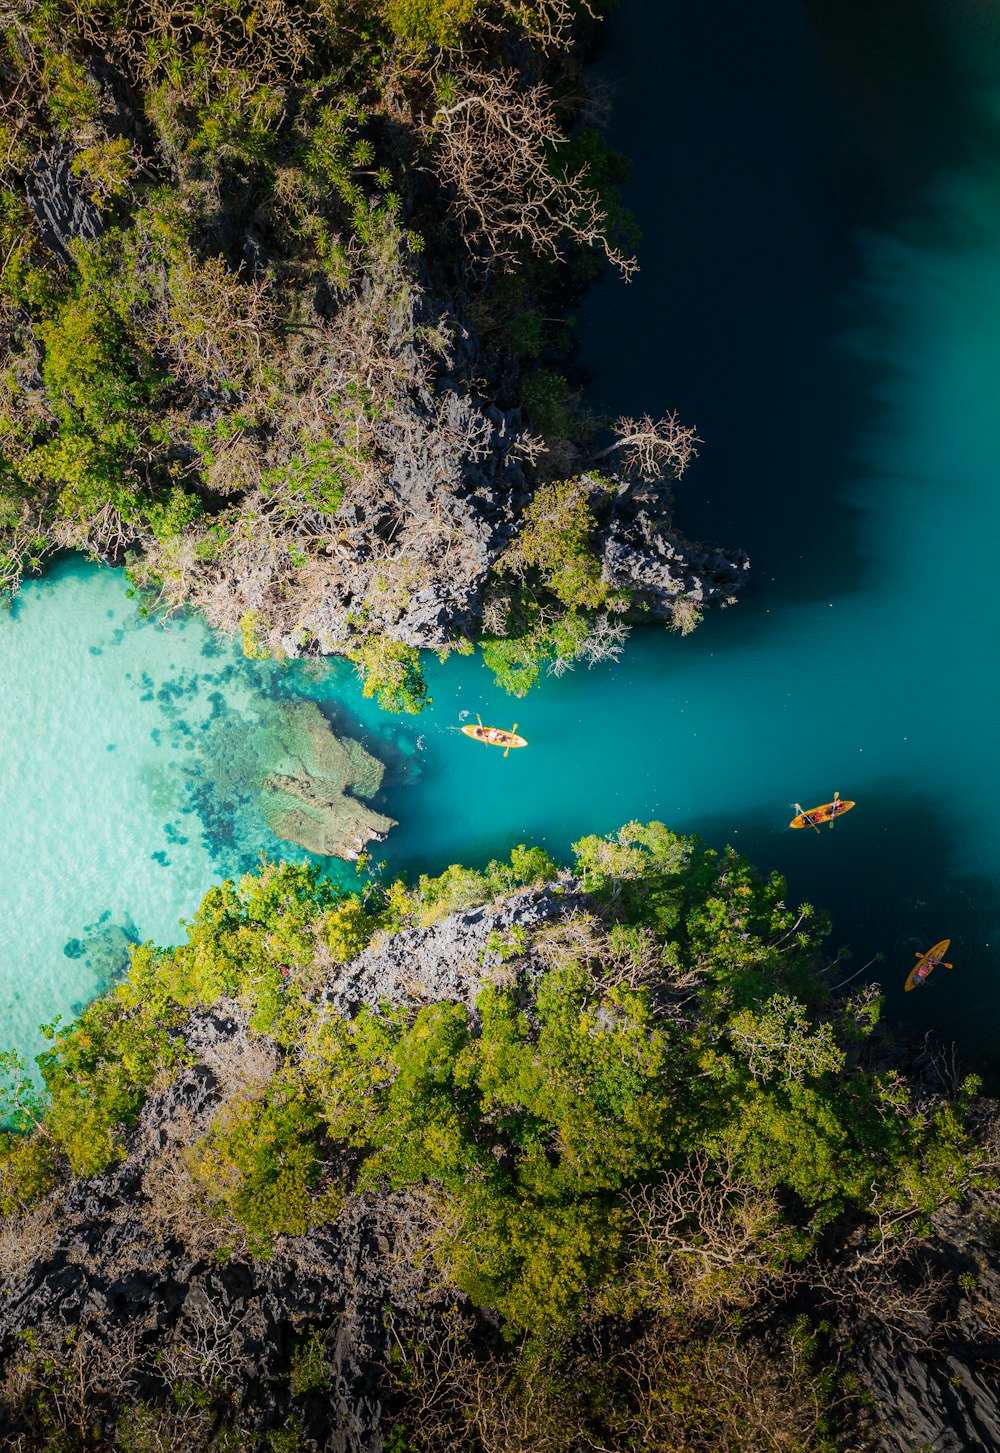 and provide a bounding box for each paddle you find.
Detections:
[795,802,821,835]
[504,723,518,758]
